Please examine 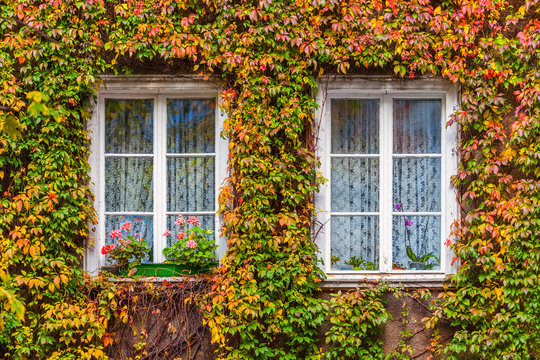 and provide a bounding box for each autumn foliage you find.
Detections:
[1,0,540,359]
